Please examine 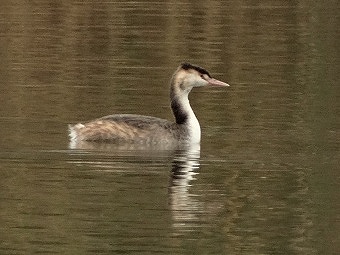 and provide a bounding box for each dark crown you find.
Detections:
[180,63,211,78]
